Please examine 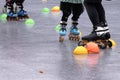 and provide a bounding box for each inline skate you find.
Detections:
[7,5,18,21]
[78,25,112,49]
[59,22,67,42]
[16,5,29,19]
[69,22,80,41]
